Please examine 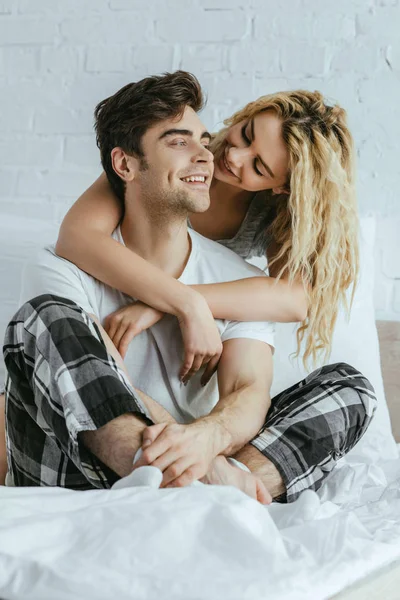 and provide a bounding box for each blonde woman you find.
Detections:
[1,77,376,497]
